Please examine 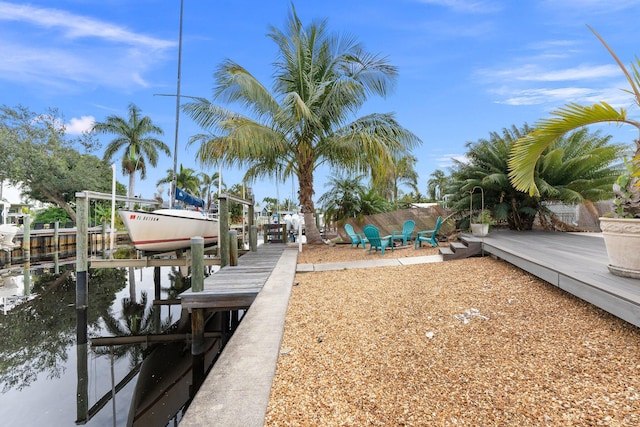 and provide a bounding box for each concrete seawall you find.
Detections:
[180,246,299,426]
